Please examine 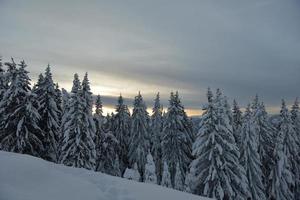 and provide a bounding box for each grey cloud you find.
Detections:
[1,0,300,113]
